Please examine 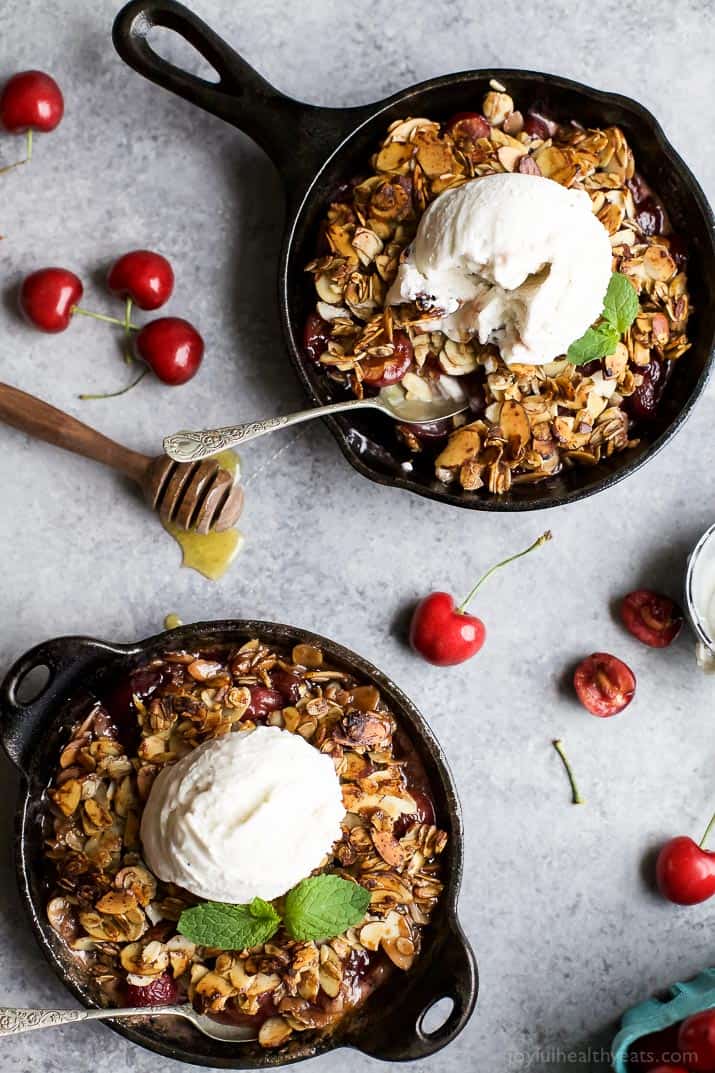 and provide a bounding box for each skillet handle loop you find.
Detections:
[112,0,347,181]
[355,920,478,1061]
[0,637,135,777]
